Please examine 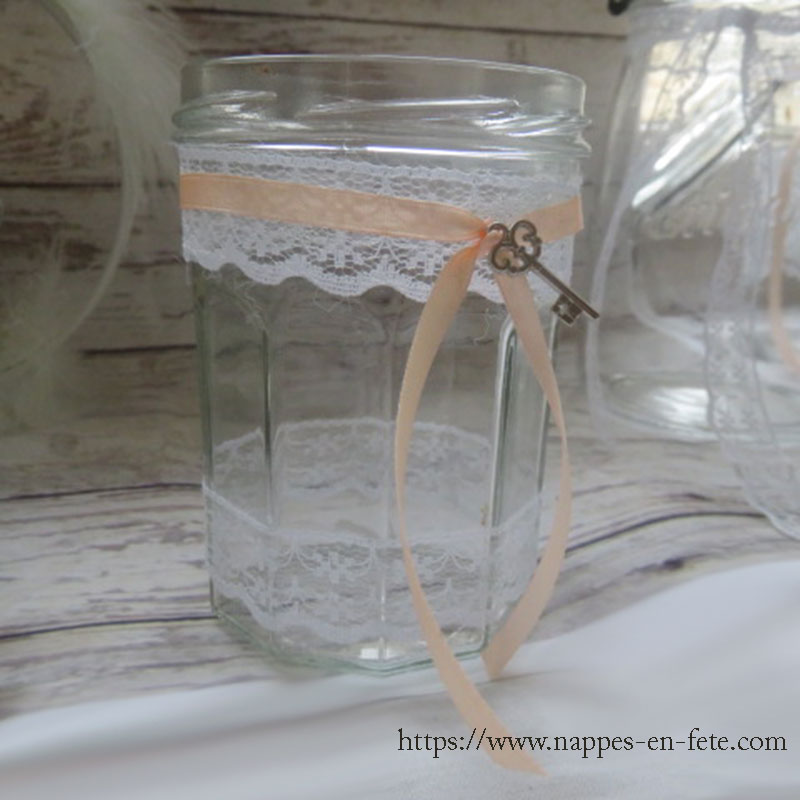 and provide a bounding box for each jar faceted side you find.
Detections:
[193,261,557,671]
